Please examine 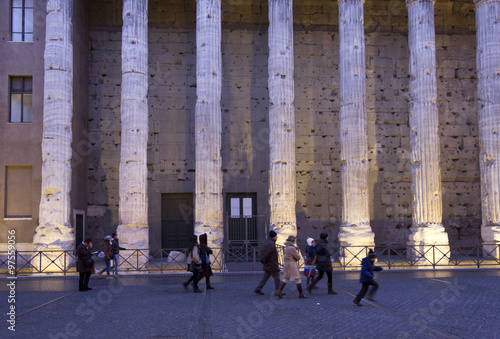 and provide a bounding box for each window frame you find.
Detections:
[9,76,33,123]
[11,0,34,42]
